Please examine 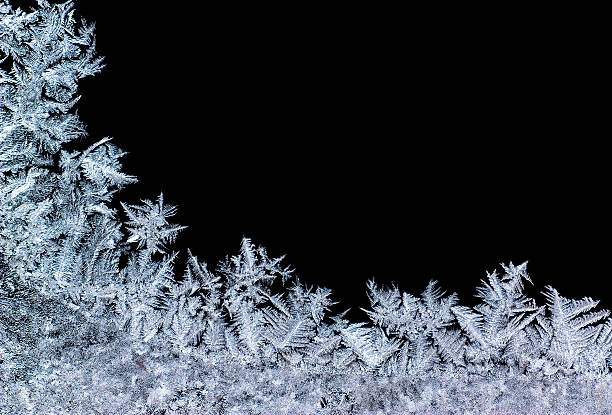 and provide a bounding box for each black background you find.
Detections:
[10,1,611,318]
